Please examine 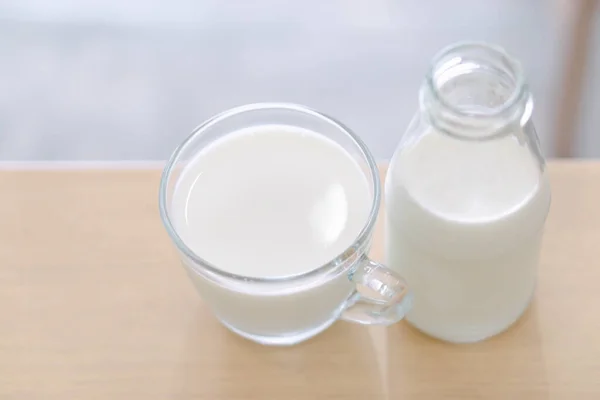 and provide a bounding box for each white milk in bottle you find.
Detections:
[385,43,551,343]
